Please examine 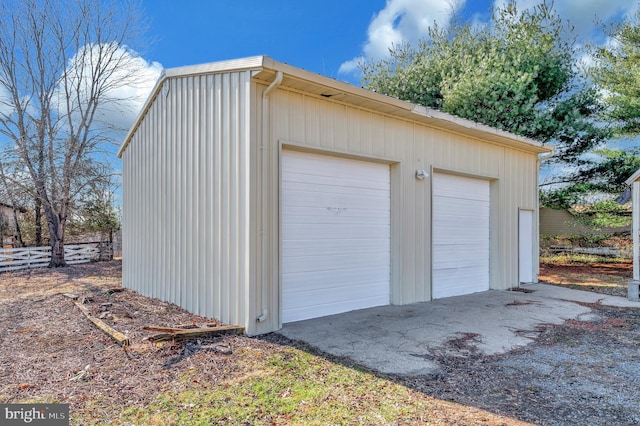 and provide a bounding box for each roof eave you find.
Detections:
[626,168,640,185]
[119,55,551,158]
